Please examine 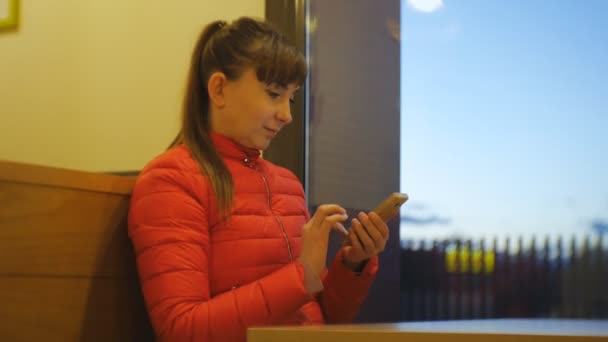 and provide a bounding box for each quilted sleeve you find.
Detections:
[317,247,379,323]
[128,166,311,342]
